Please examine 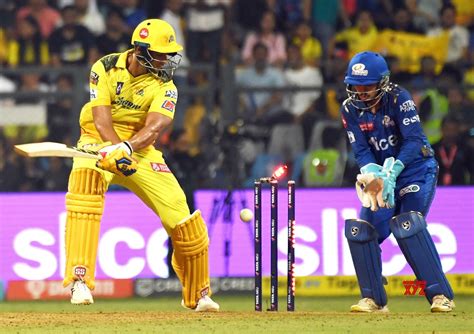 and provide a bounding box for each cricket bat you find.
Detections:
[14,142,100,159]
